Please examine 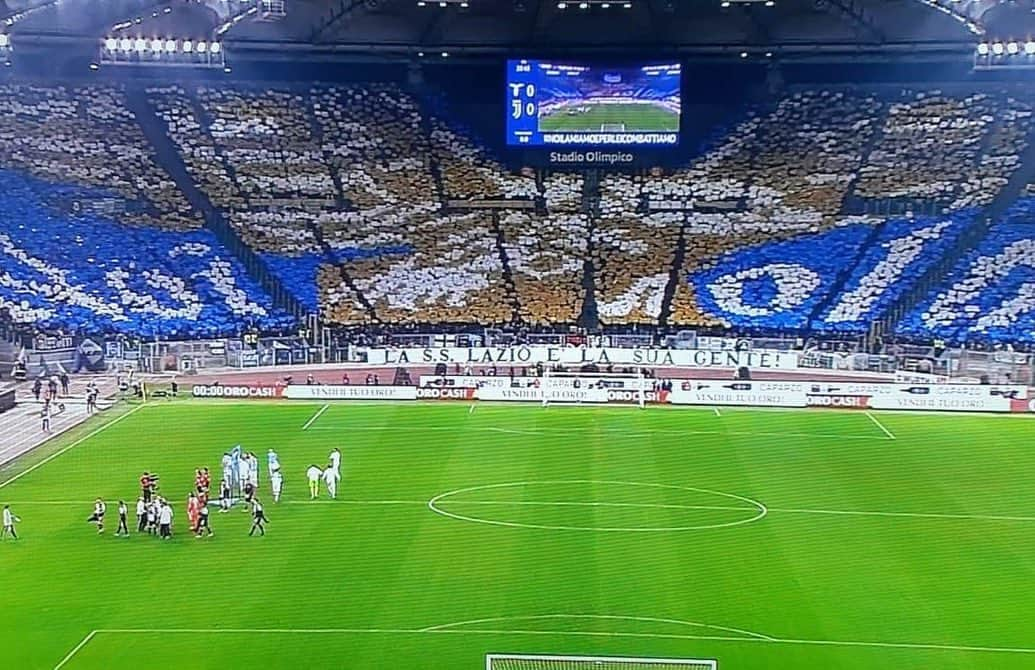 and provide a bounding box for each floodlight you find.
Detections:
[120,38,132,51]
[739,51,748,58]
[165,39,176,53]
[150,38,162,53]
[1007,41,1019,54]
[441,51,449,57]
[623,1,631,6]
[210,42,221,54]
[134,38,147,52]
[89,63,99,71]
[579,1,588,7]
[0,34,9,48]
[992,42,1004,55]
[197,41,208,53]
[720,1,730,7]
[557,1,566,7]
[976,42,989,55]
[104,38,117,51]
[182,40,193,53]
[1026,41,1035,54]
